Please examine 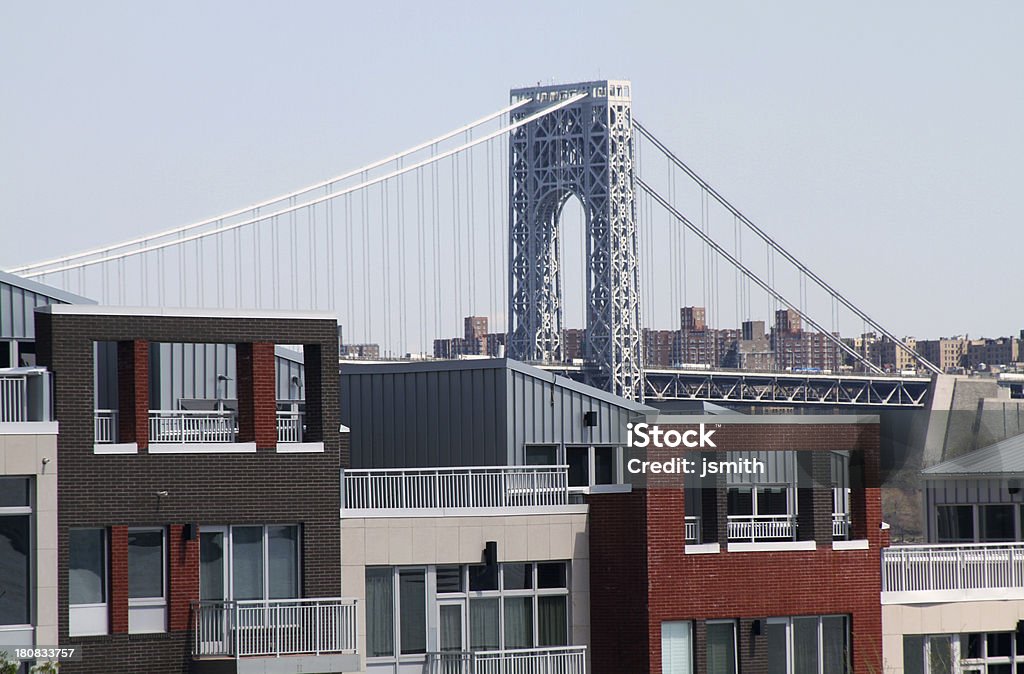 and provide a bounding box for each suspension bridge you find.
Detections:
[5,80,937,407]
